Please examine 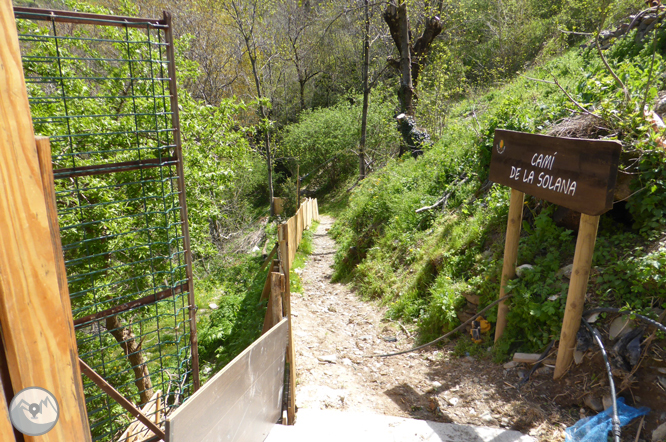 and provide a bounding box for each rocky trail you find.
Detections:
[290,216,588,441]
